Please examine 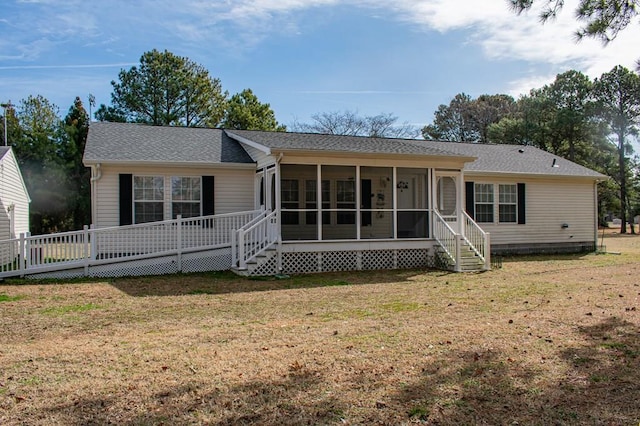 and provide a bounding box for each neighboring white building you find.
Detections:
[0,147,30,240]
[83,122,605,274]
